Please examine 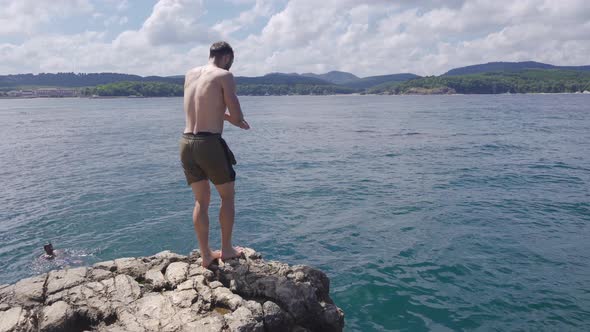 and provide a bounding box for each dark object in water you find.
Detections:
[43,242,55,258]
